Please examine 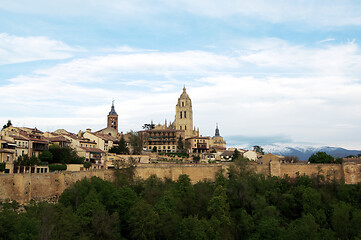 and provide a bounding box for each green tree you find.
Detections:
[128,199,160,240]
[308,151,334,163]
[109,135,129,154]
[253,145,264,155]
[39,150,53,163]
[232,149,240,160]
[207,185,232,239]
[0,163,5,172]
[177,136,184,152]
[176,216,208,240]
[2,120,12,130]
[83,161,92,169]
[128,131,143,155]
[193,155,200,164]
